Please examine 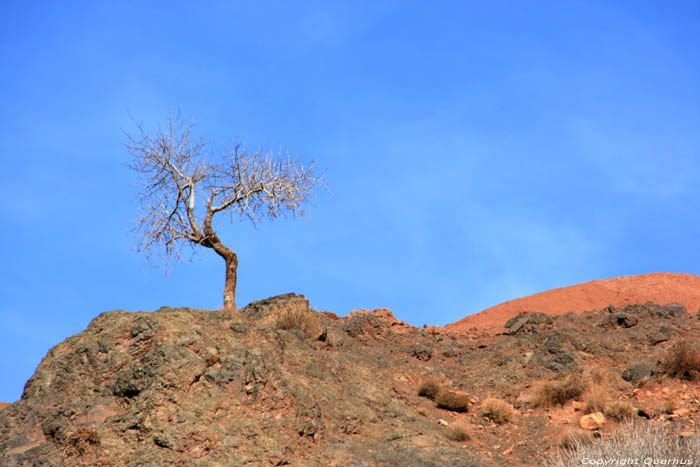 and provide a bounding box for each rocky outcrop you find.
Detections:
[504,312,553,335]
[0,295,485,466]
[447,273,700,332]
[1,294,699,466]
